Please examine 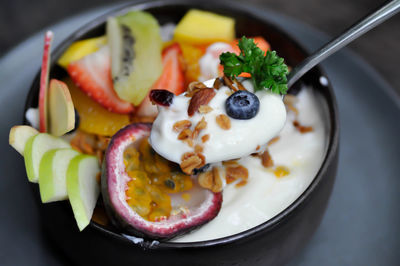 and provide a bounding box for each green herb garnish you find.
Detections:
[219,36,289,94]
